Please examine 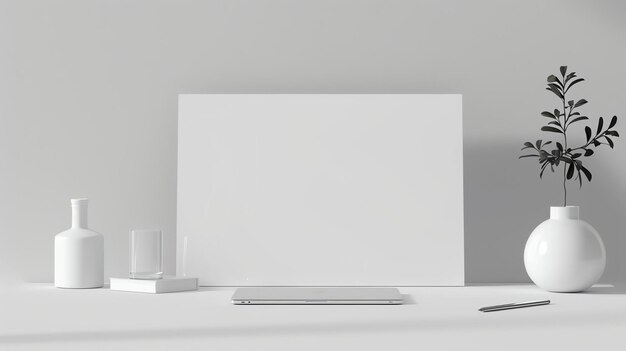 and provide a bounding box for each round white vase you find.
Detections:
[524,206,605,293]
